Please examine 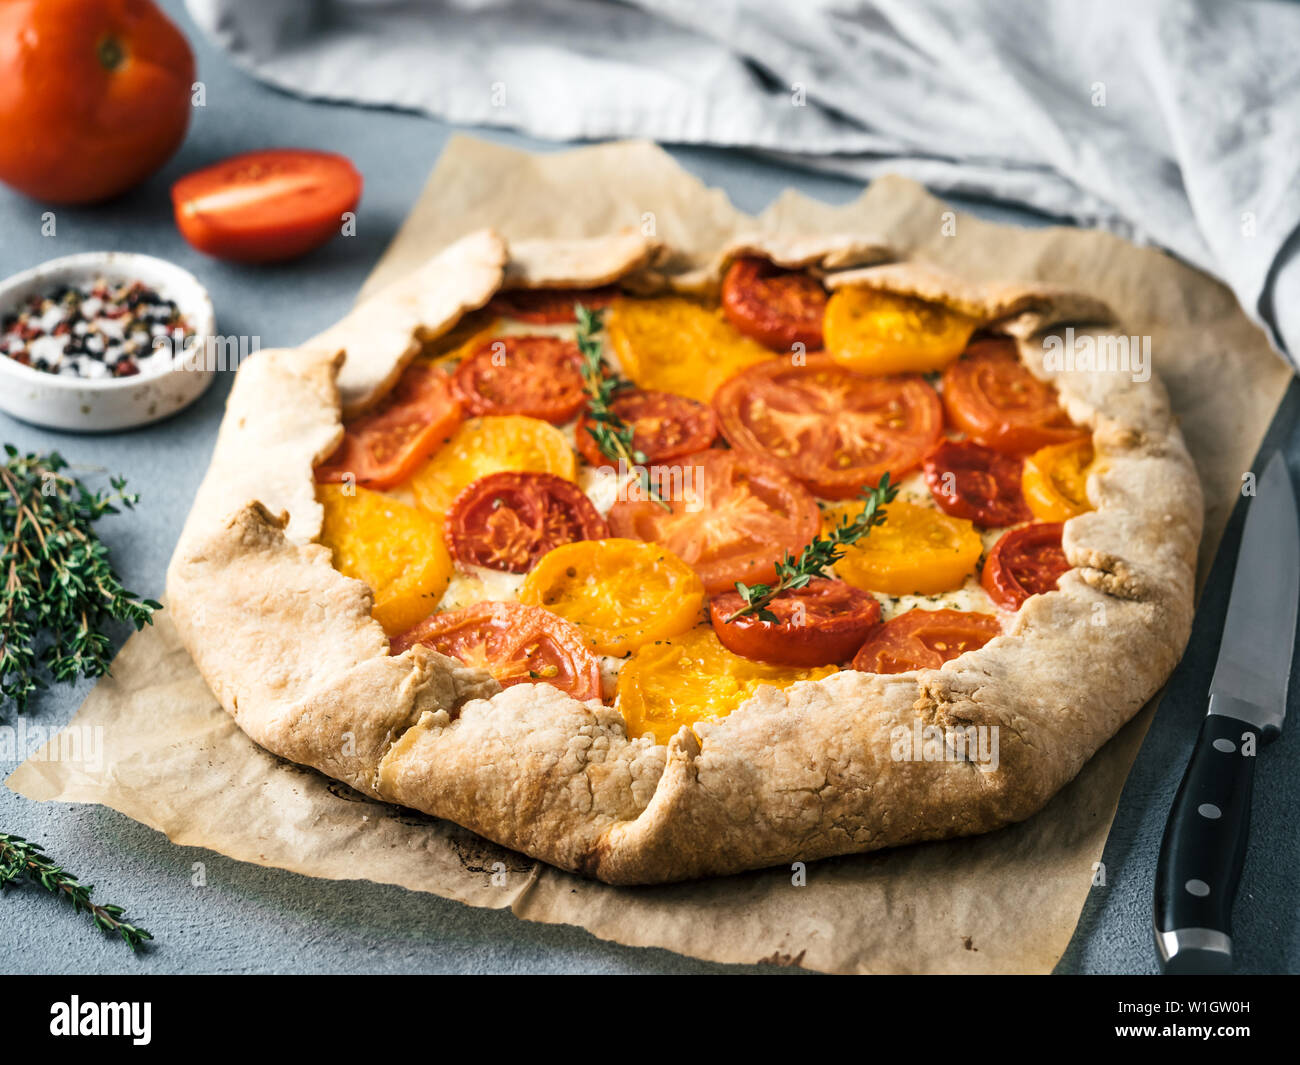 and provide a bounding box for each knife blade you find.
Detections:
[1155,450,1299,974]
